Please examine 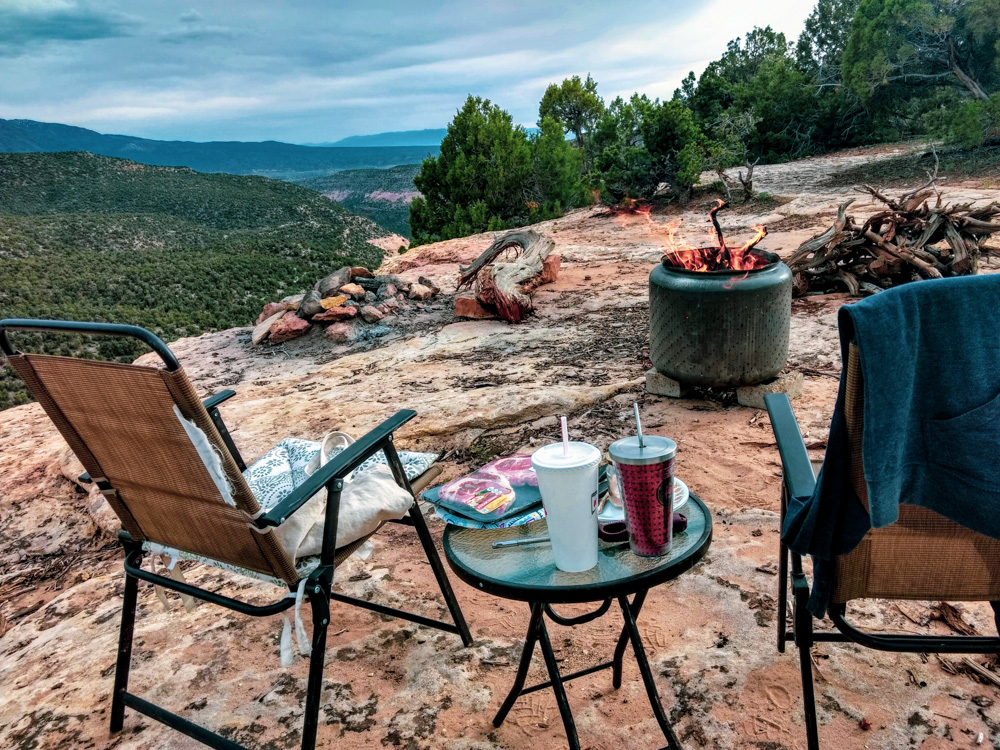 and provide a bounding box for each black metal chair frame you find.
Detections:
[765,392,1000,750]
[1,319,473,750]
